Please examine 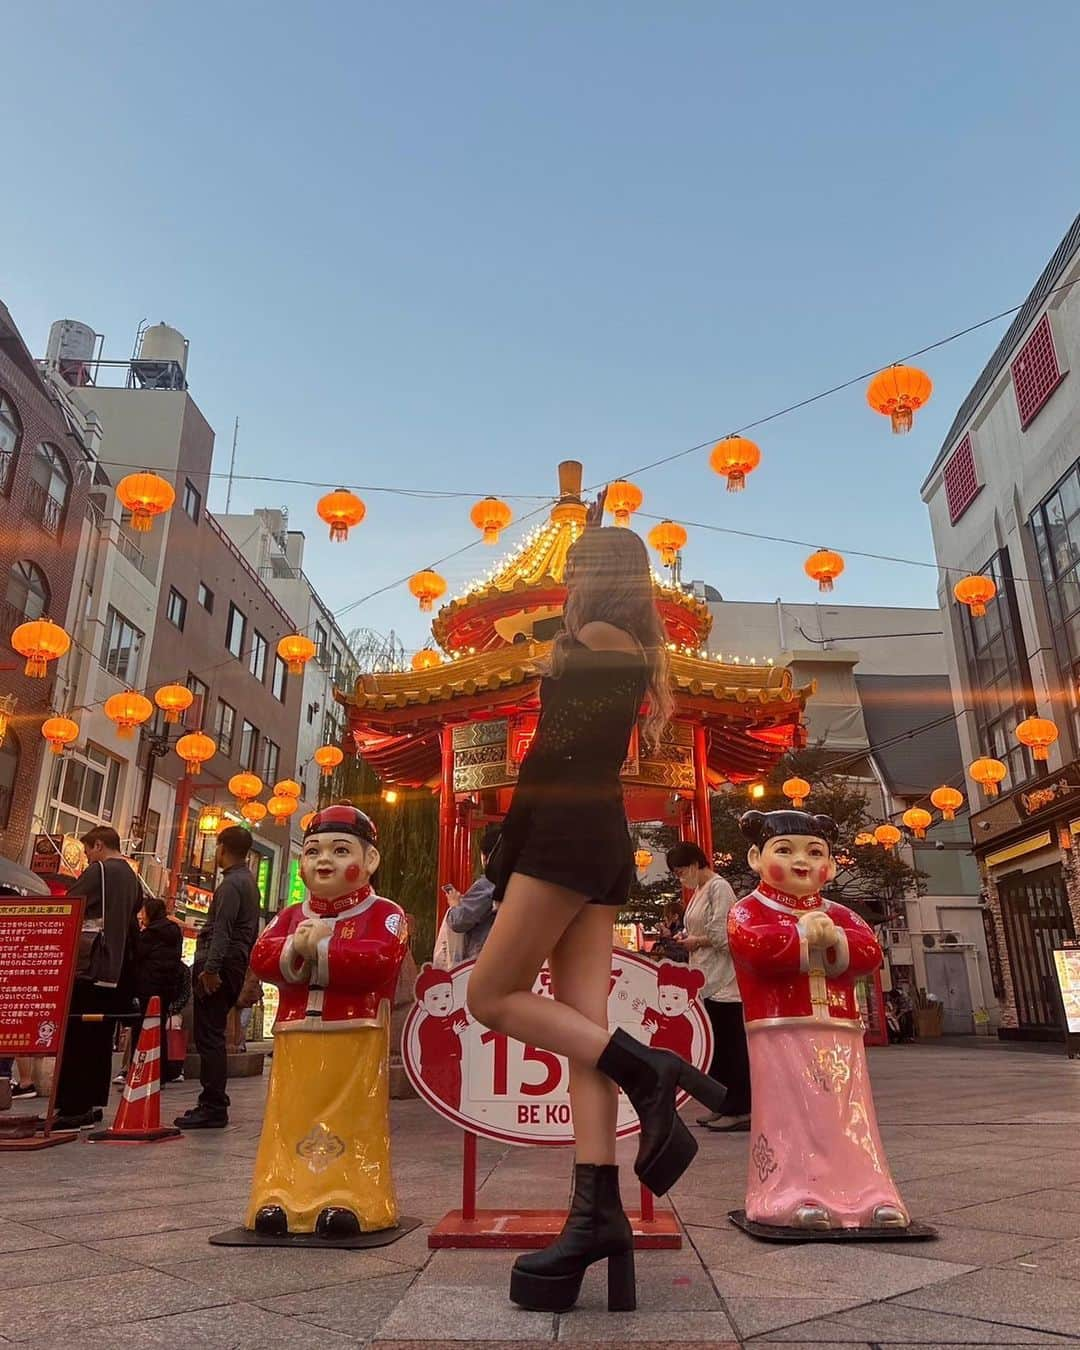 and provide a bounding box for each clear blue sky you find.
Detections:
[3,2,1079,653]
